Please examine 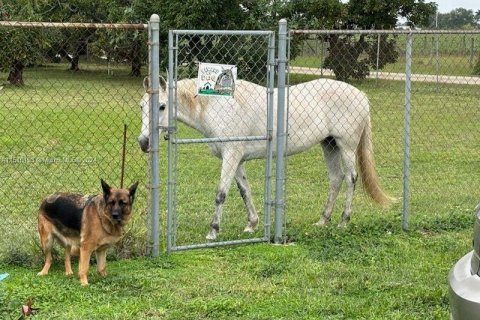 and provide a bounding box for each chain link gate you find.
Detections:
[163,29,276,251]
